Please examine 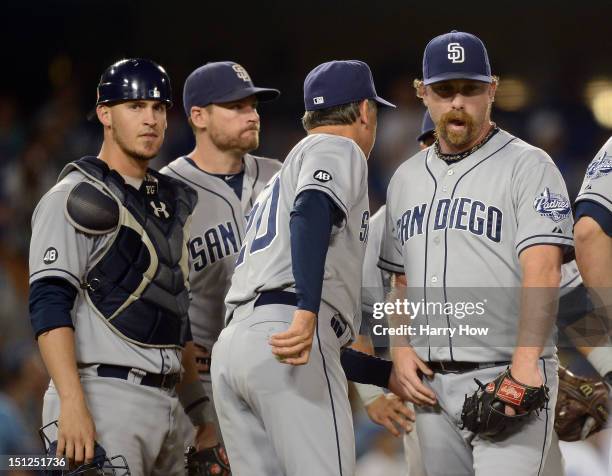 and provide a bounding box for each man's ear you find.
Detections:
[418,83,429,107]
[190,106,209,130]
[96,105,111,127]
[358,99,370,125]
[489,82,497,103]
